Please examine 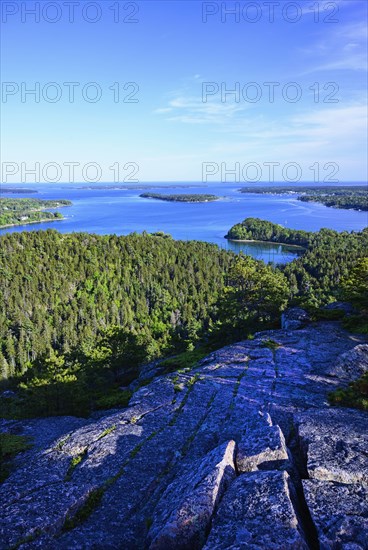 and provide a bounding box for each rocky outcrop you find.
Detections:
[0,319,367,549]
